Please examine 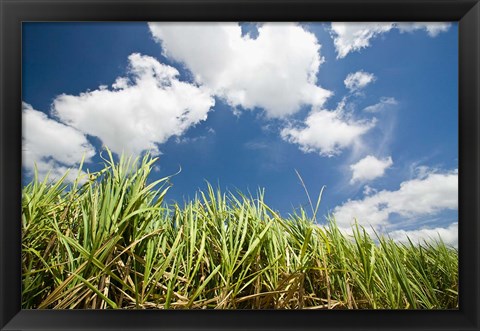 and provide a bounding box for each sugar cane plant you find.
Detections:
[21,149,458,309]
